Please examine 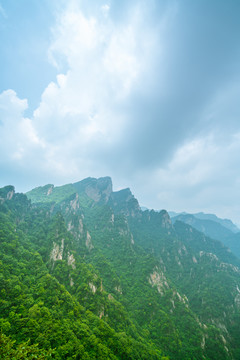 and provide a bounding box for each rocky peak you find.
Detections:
[26,184,56,203]
[109,188,141,217]
[0,185,15,201]
[160,210,172,229]
[73,176,112,203]
[141,209,173,231]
